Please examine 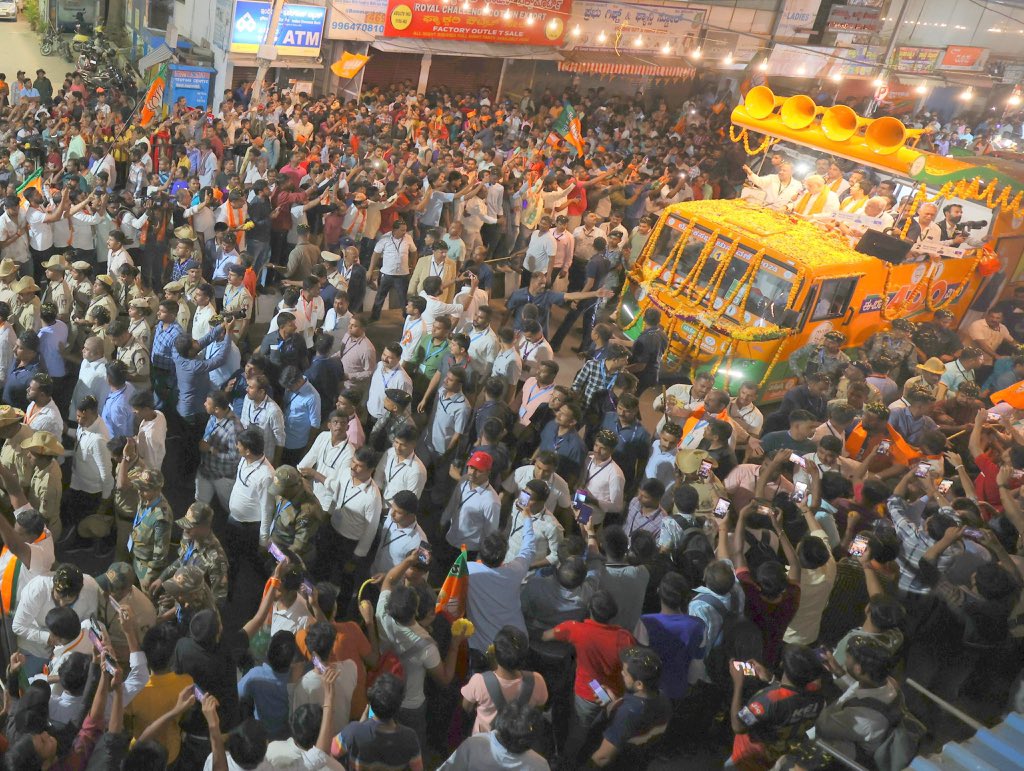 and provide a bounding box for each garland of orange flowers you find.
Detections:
[676,229,720,298]
[691,239,739,306]
[759,339,788,388]
[728,126,780,156]
[663,221,696,288]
